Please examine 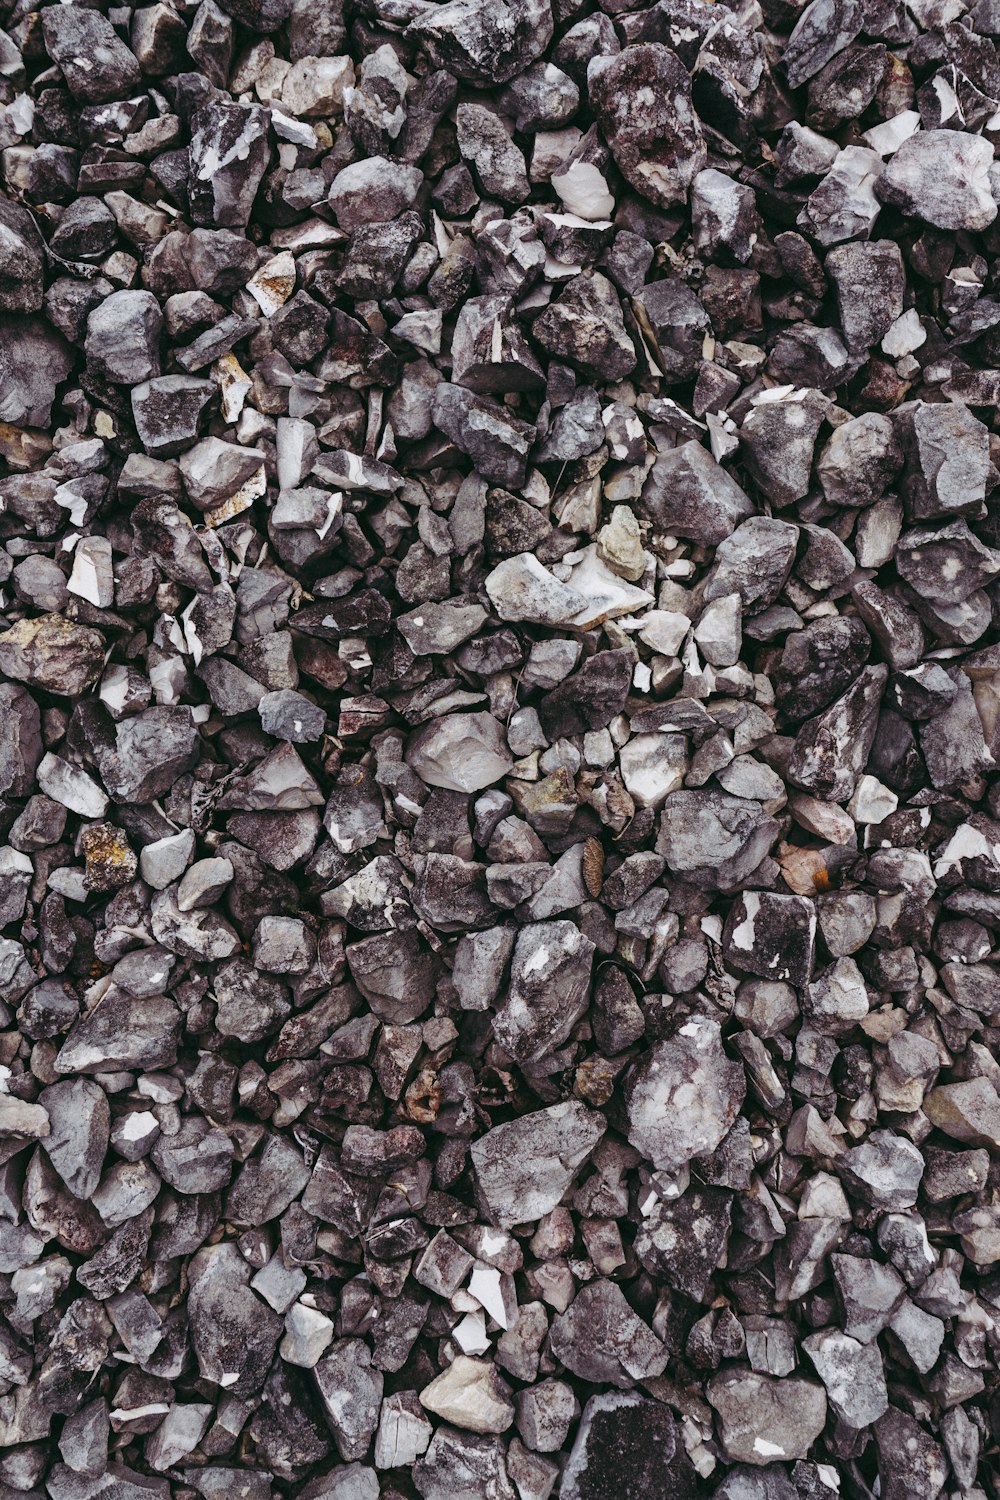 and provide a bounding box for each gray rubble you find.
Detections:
[0,0,997,1496]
